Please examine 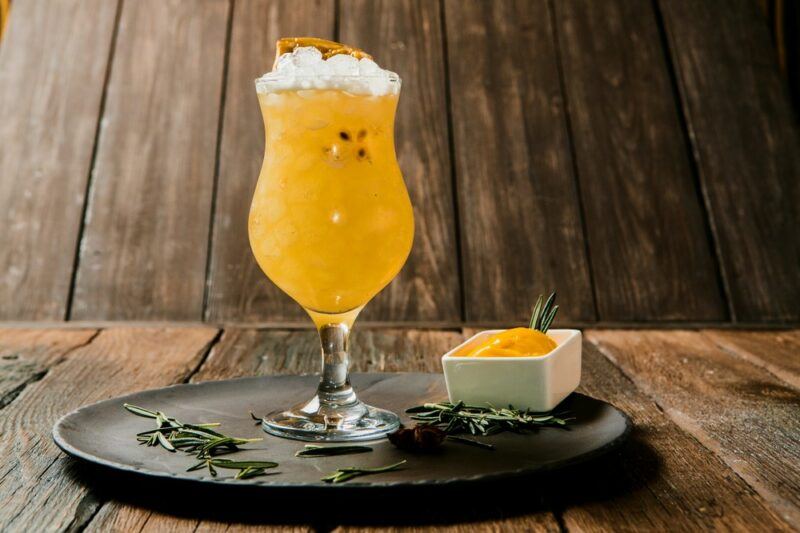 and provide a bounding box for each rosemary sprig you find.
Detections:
[406,401,570,436]
[295,444,373,458]
[124,403,275,480]
[186,458,279,478]
[321,460,407,484]
[529,291,558,333]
